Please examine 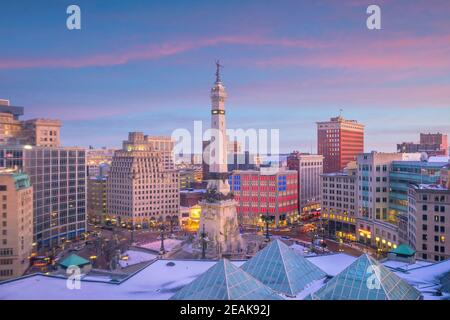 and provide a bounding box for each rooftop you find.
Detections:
[58,254,91,269]
[2,249,450,300]
[414,184,449,191]
[170,259,282,300]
